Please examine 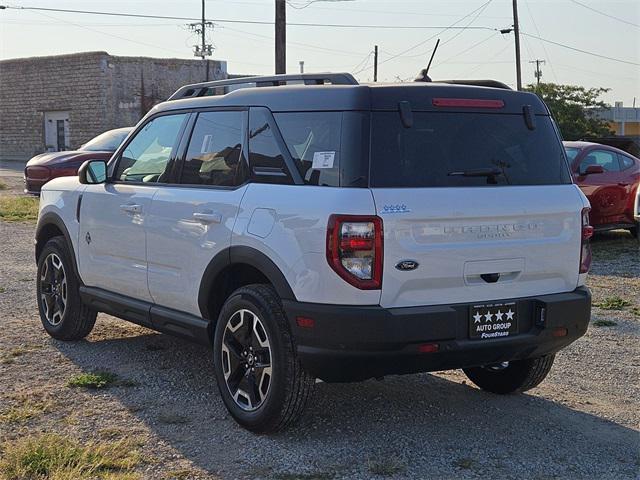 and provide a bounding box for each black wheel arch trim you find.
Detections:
[198,245,296,320]
[35,211,81,281]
